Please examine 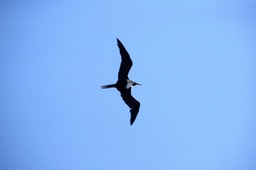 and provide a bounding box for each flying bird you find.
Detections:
[101,38,141,126]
